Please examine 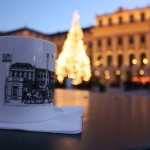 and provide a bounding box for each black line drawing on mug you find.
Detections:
[4,54,55,105]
